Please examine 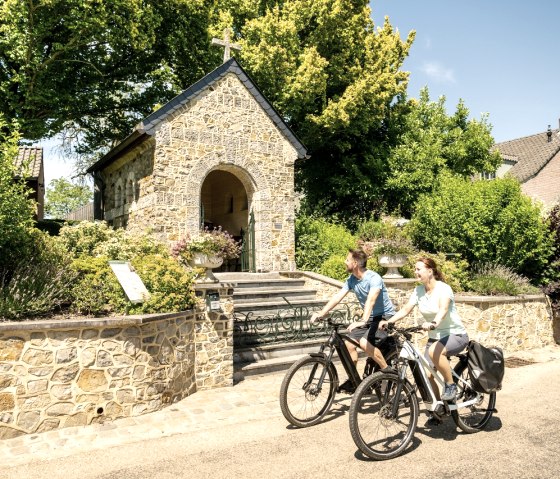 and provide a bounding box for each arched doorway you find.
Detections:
[200,170,252,271]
